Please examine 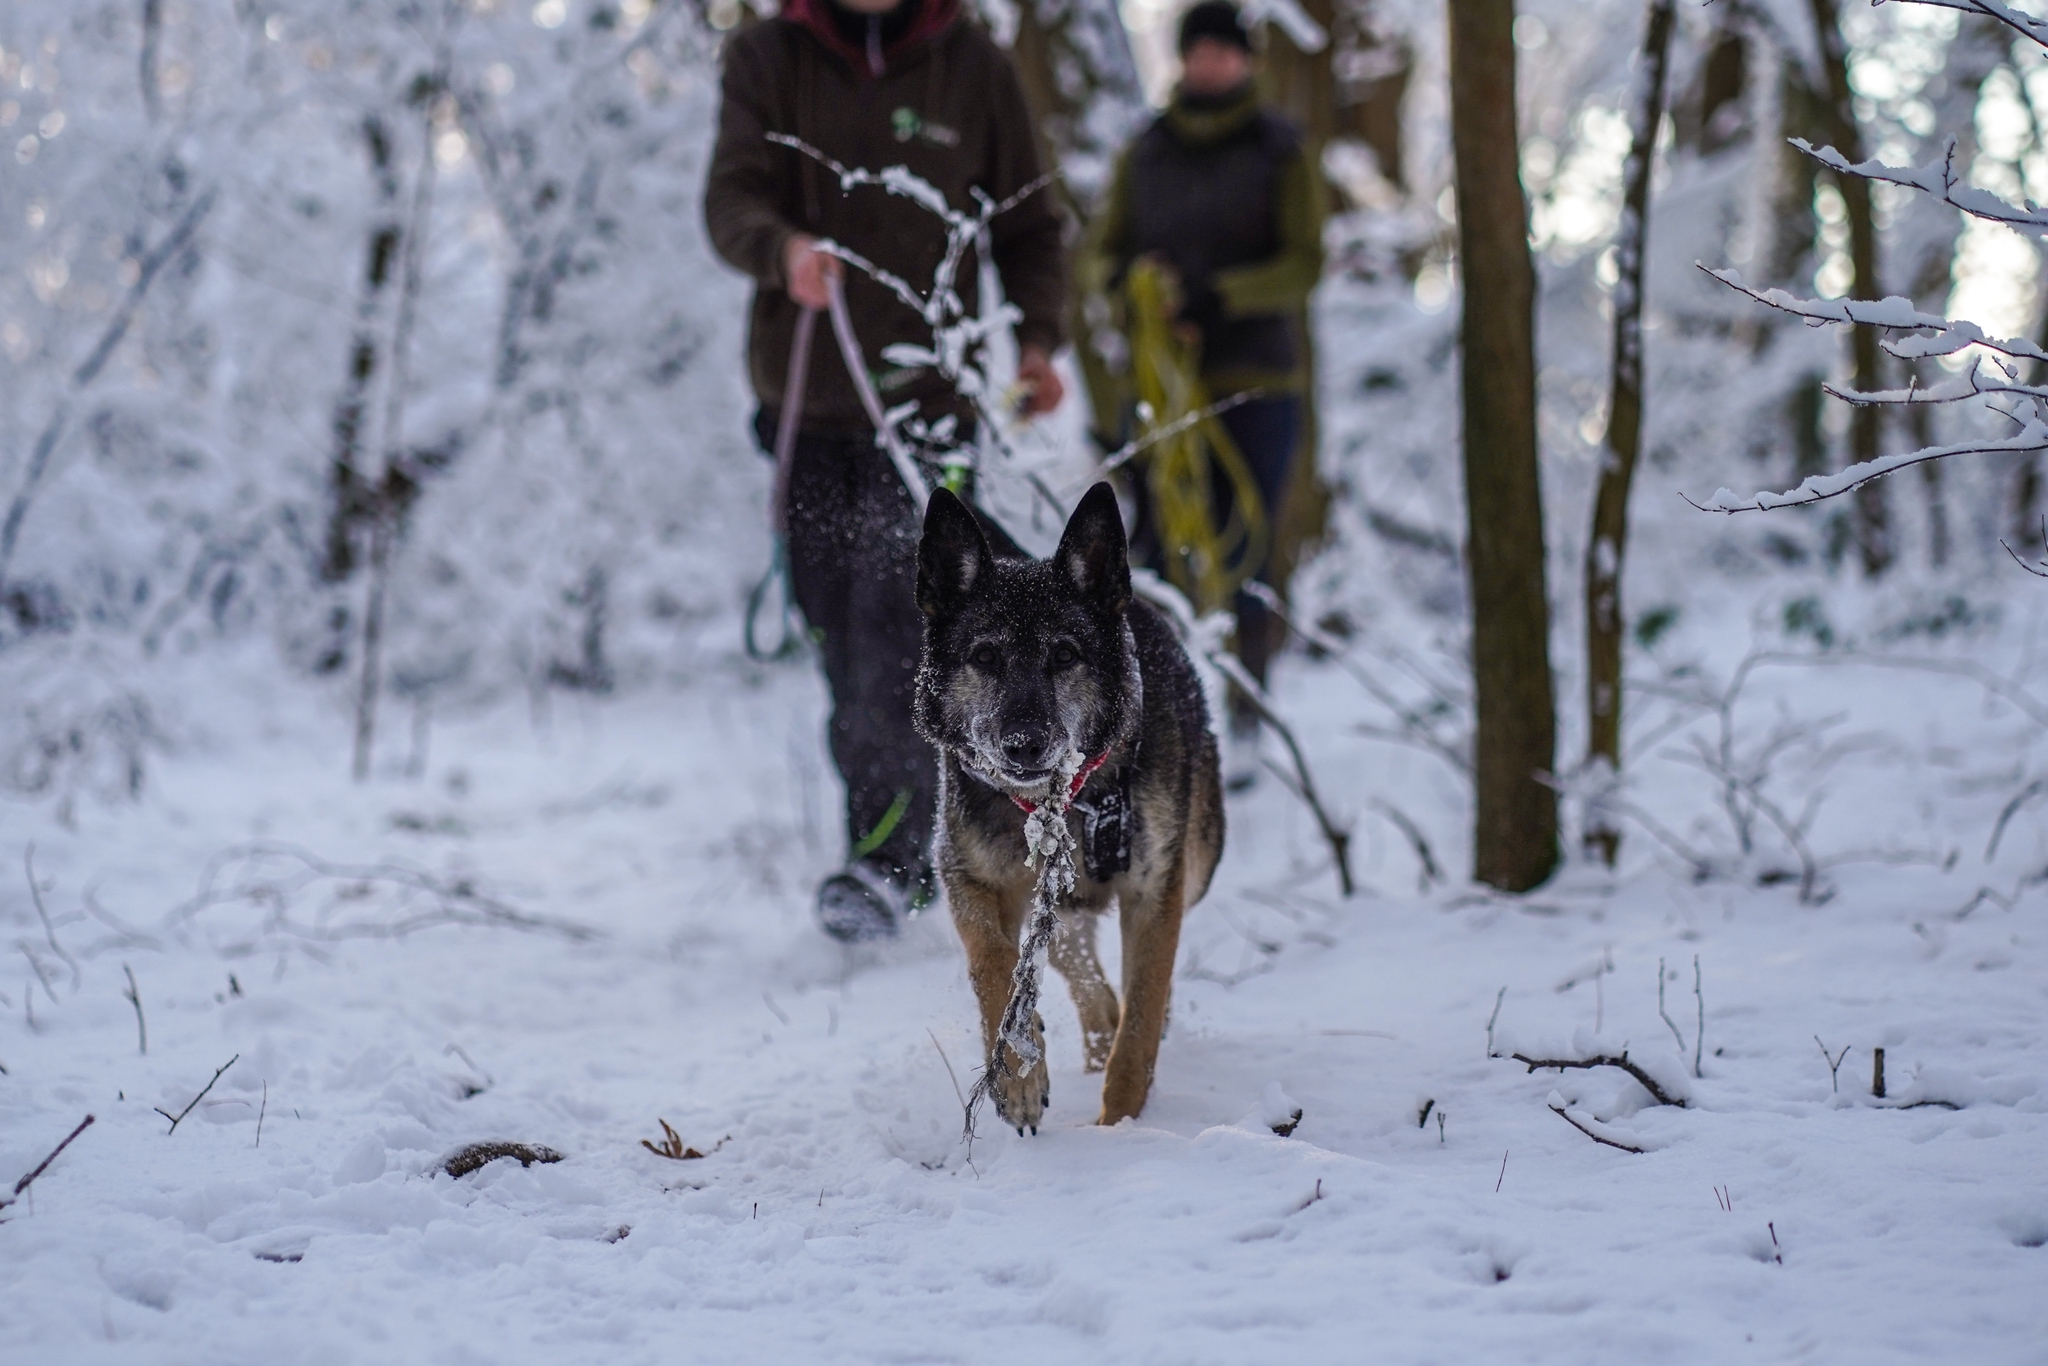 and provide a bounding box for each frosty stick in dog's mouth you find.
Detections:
[913,483,1225,1130]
